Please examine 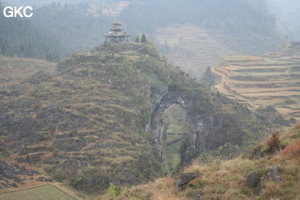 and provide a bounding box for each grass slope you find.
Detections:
[0,56,56,87]
[211,43,300,122]
[100,122,300,200]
